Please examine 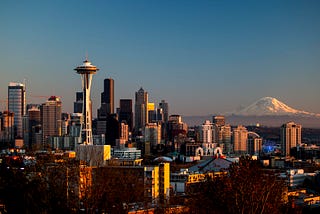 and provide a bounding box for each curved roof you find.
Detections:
[248,131,260,138]
[153,156,173,162]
